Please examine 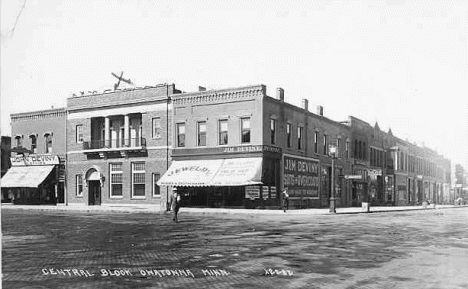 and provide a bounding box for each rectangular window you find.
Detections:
[76,175,83,197]
[132,163,146,198]
[30,135,37,153]
[314,131,319,153]
[270,119,276,145]
[177,123,185,147]
[197,121,207,146]
[297,126,303,150]
[152,173,160,196]
[152,117,161,139]
[110,163,123,197]
[286,123,292,148]
[241,118,251,143]
[15,136,22,147]
[76,125,83,143]
[219,120,228,145]
[346,141,350,158]
[337,139,341,158]
[45,134,53,153]
[323,135,327,155]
